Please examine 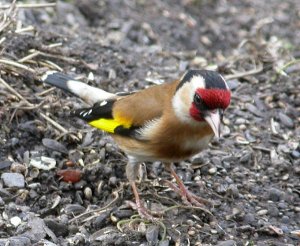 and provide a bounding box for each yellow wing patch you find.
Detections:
[89,117,132,133]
